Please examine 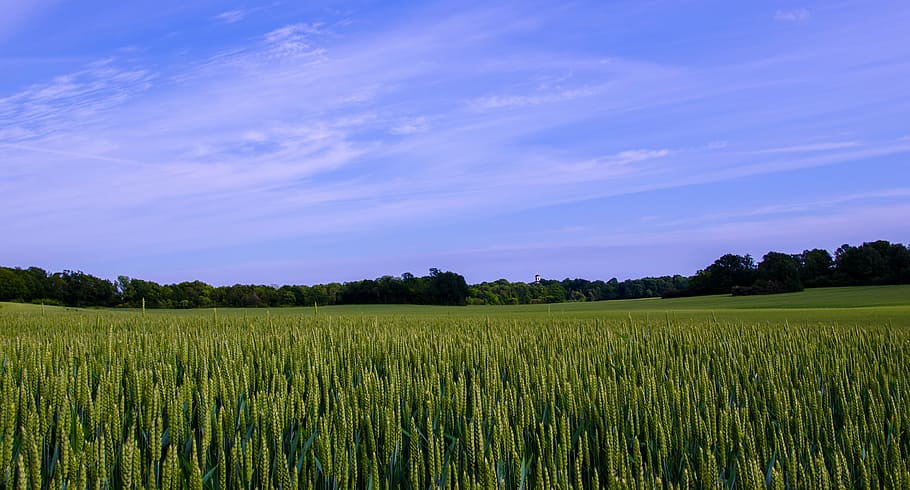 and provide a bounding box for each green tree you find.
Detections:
[427,268,469,306]
[0,267,27,301]
[836,242,886,284]
[756,252,803,293]
[796,249,834,287]
[690,254,757,295]
[54,270,117,307]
